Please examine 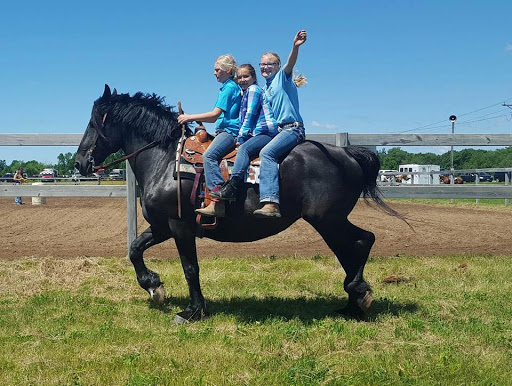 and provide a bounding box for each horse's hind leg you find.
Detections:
[129,226,170,303]
[306,217,375,316]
